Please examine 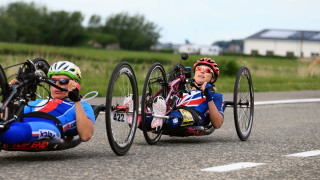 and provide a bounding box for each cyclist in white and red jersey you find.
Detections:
[0,61,95,144]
